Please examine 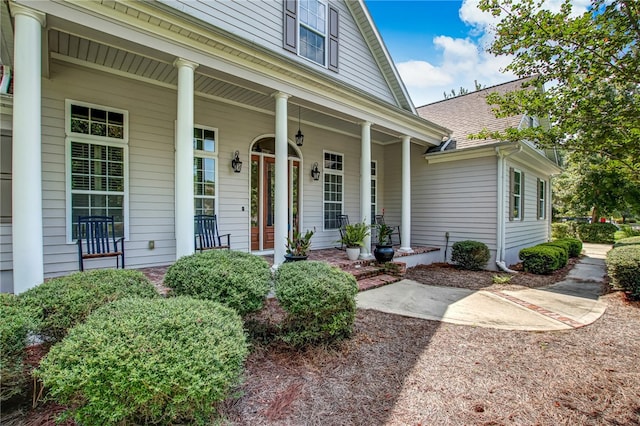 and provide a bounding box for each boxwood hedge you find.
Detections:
[519,245,566,274]
[164,250,271,316]
[613,236,640,248]
[275,261,358,347]
[451,240,490,271]
[577,223,618,244]
[19,269,158,342]
[540,241,569,266]
[36,297,248,425]
[555,238,583,258]
[606,245,640,300]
